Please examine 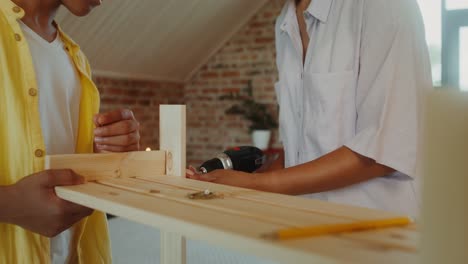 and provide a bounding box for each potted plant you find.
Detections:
[219,80,278,150]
